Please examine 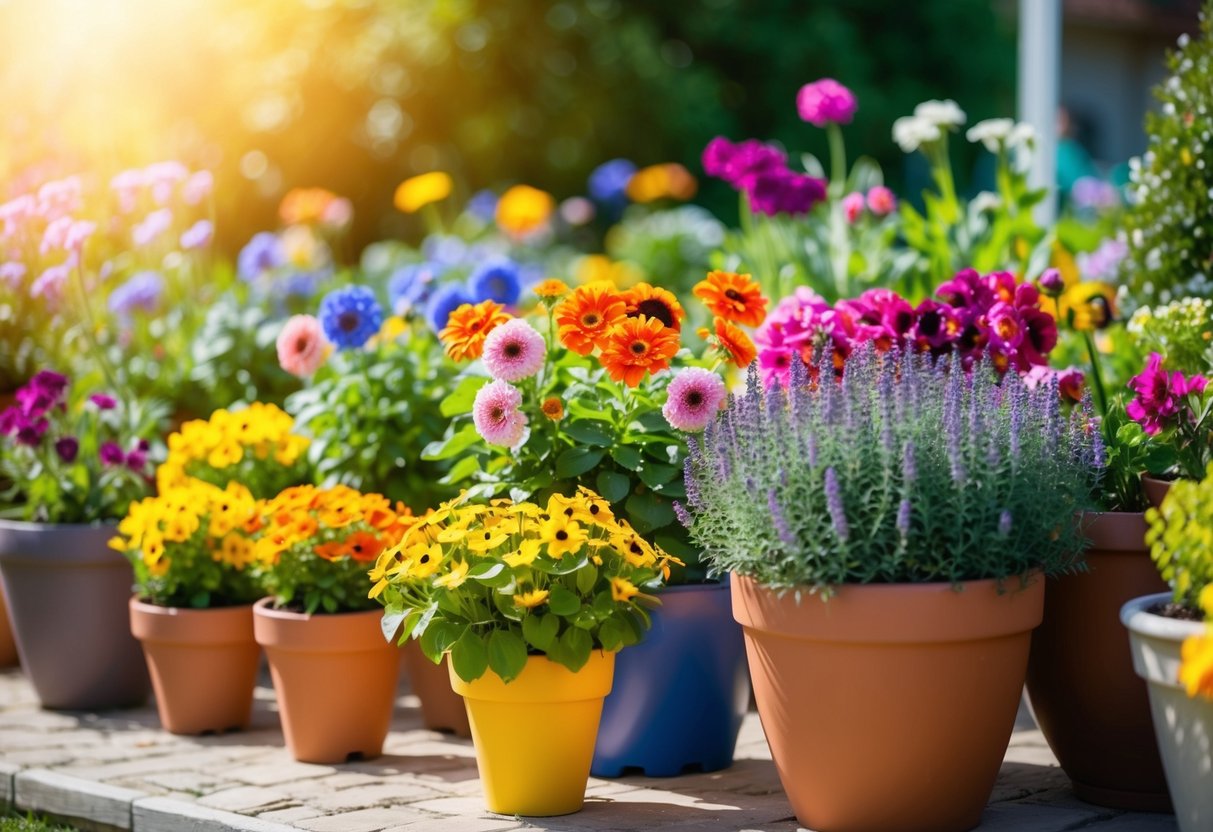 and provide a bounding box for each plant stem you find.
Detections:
[827,124,847,199]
